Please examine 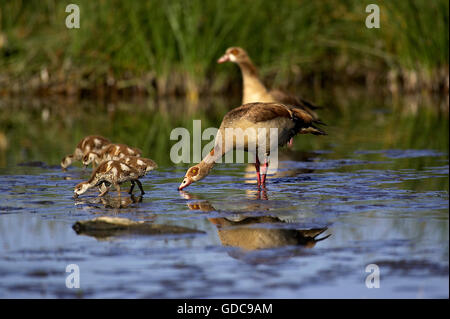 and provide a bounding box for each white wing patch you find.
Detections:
[120,163,130,171]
